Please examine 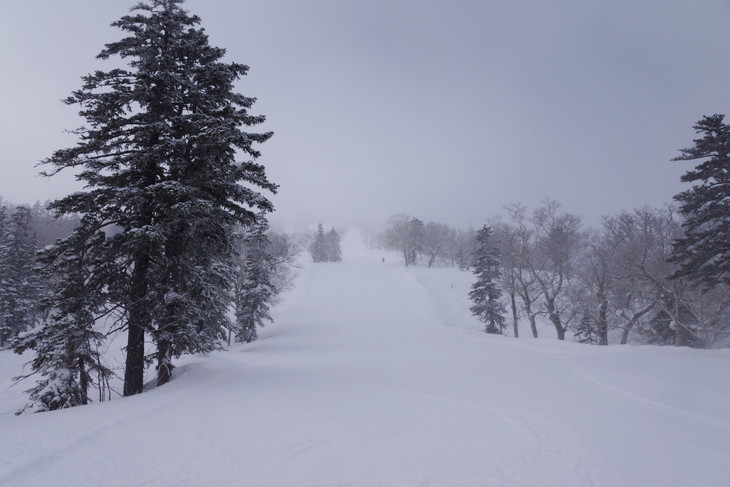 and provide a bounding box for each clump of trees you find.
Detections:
[0,200,80,349]
[380,184,730,348]
[494,199,728,348]
[382,214,467,268]
[9,0,296,413]
[309,224,343,263]
[0,206,40,347]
